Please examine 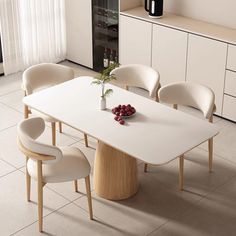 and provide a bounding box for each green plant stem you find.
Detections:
[101,83,105,98]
